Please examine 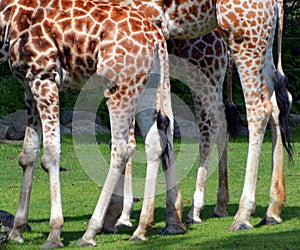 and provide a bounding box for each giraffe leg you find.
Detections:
[129,121,163,241]
[213,131,229,218]
[259,94,285,226]
[158,63,185,235]
[78,91,137,246]
[256,47,287,226]
[259,69,292,226]
[102,180,124,234]
[9,94,41,244]
[130,112,185,241]
[229,53,272,231]
[160,112,185,235]
[118,87,159,231]
[104,129,135,233]
[116,158,134,228]
[160,166,185,236]
[185,106,211,224]
[217,0,278,231]
[186,93,228,224]
[29,80,64,249]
